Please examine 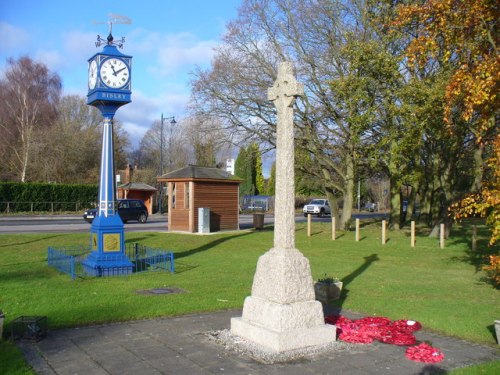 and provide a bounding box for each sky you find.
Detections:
[0,0,242,147]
